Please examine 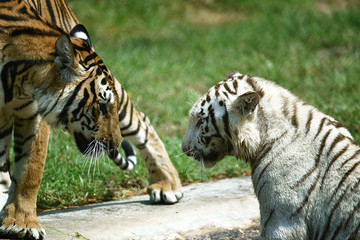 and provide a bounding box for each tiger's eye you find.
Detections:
[101,78,107,85]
